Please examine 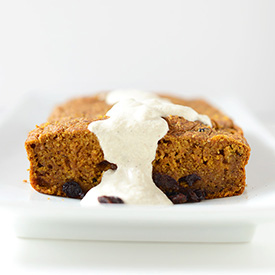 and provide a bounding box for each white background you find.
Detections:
[0,0,274,113]
[1,1,275,274]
